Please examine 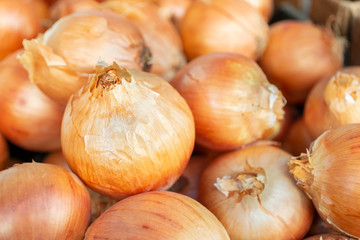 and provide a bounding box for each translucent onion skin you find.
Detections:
[0,0,41,60]
[0,162,91,240]
[198,145,314,240]
[0,51,64,152]
[102,0,186,81]
[20,9,152,104]
[259,20,344,104]
[180,0,269,61]
[289,124,360,238]
[243,0,273,21]
[84,191,230,240]
[0,133,8,170]
[61,62,195,199]
[304,66,360,139]
[304,234,355,240]
[170,52,285,151]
